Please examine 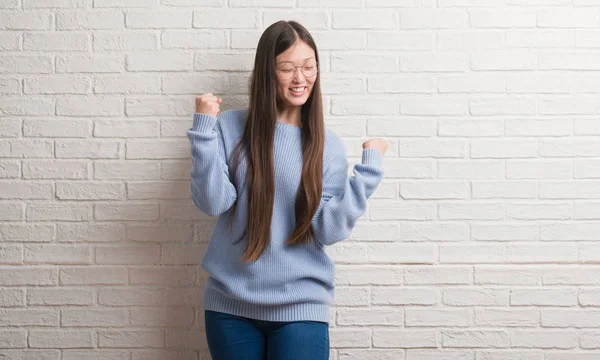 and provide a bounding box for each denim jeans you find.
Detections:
[204,310,330,360]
